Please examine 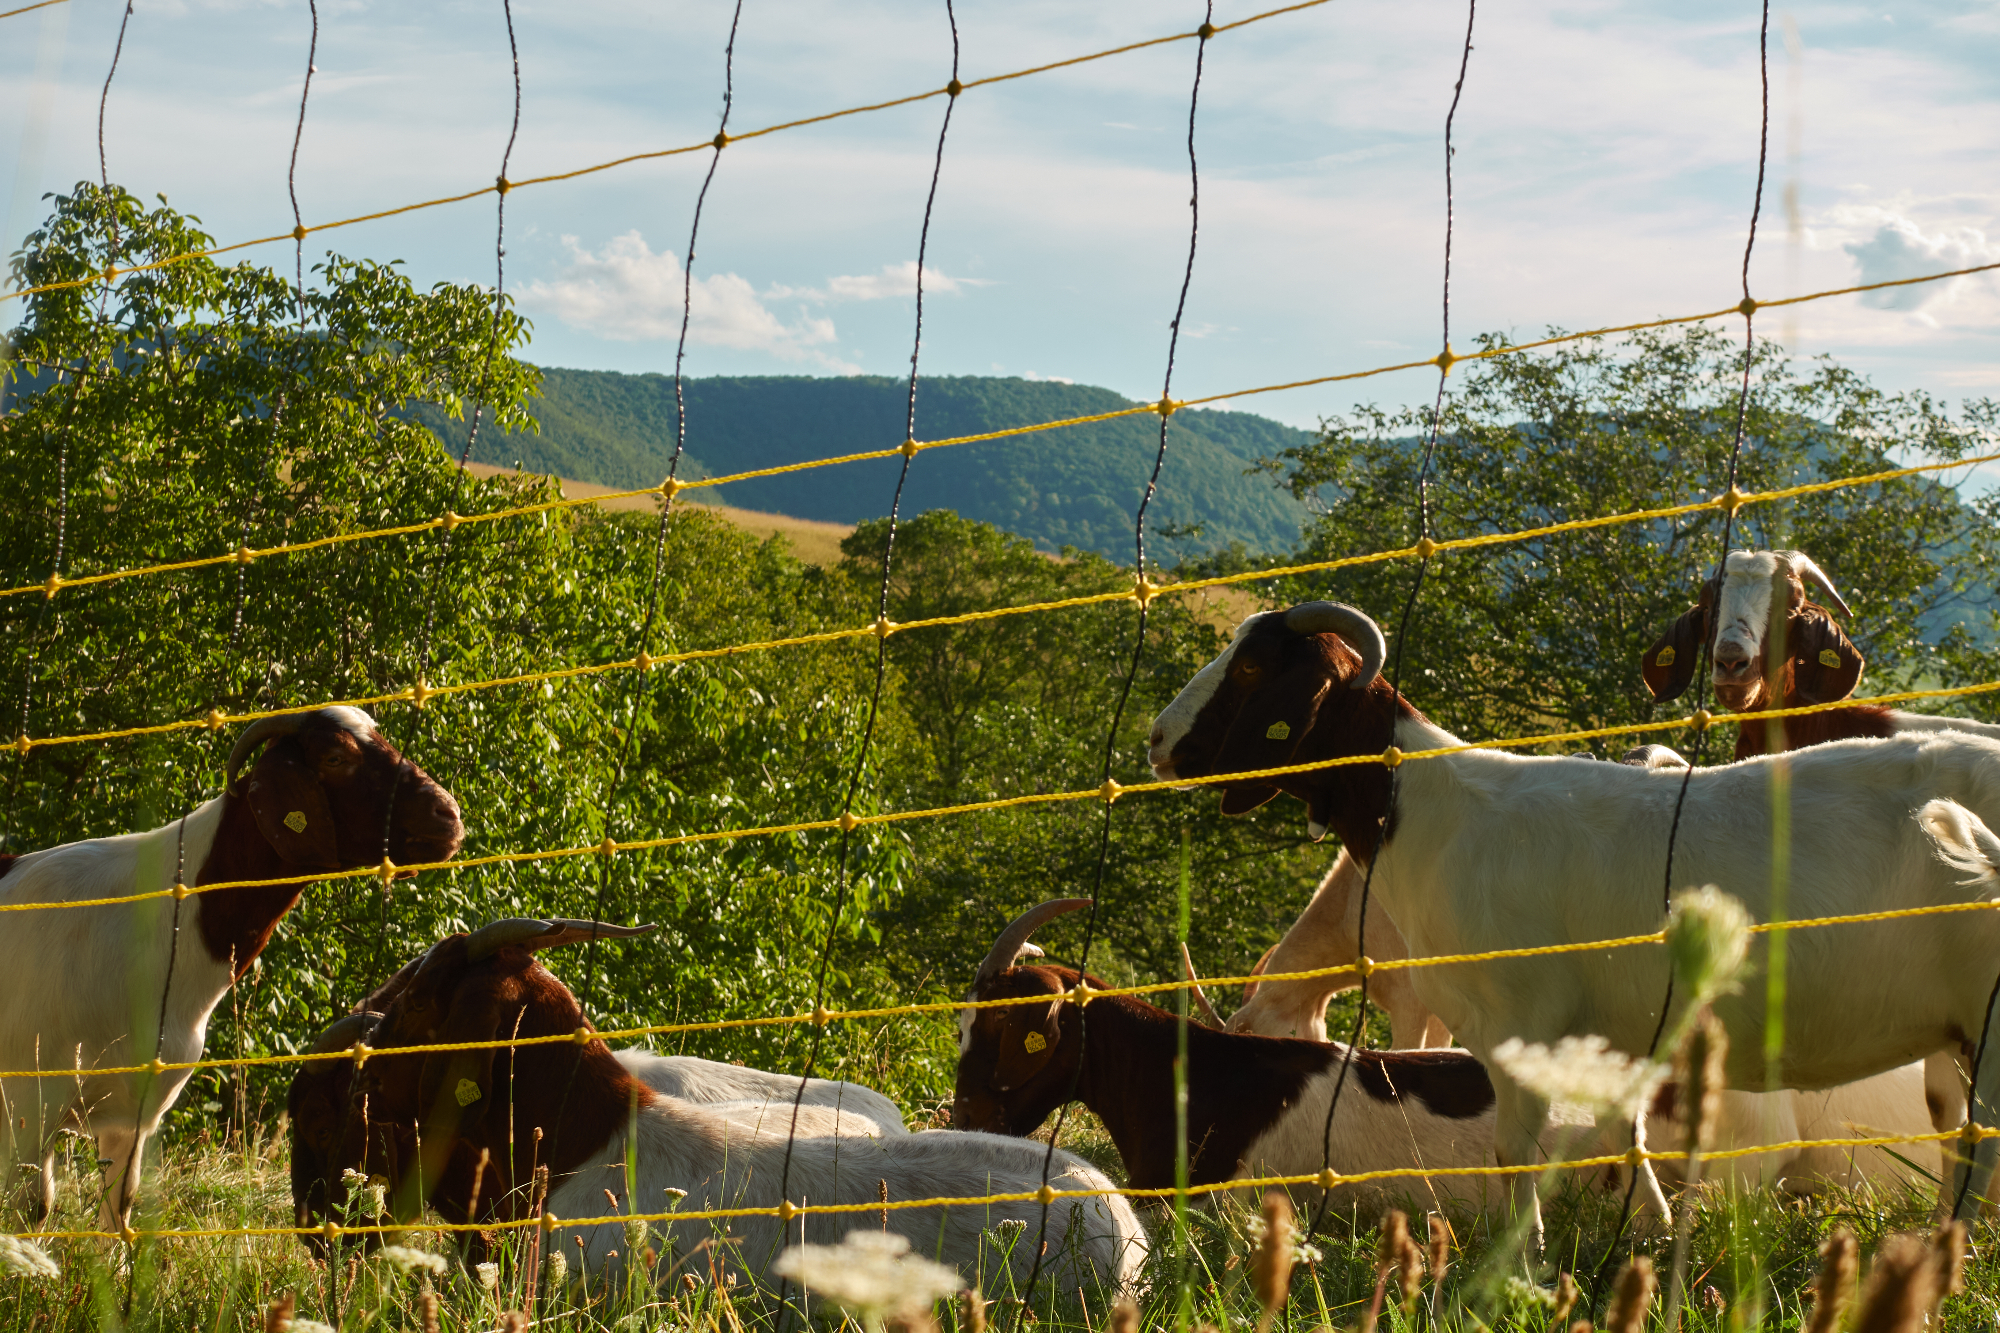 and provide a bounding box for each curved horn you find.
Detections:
[1775,551,1853,620]
[1178,943,1224,1028]
[1283,602,1386,690]
[307,1011,382,1055]
[463,917,657,961]
[974,898,1091,989]
[225,714,311,792]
